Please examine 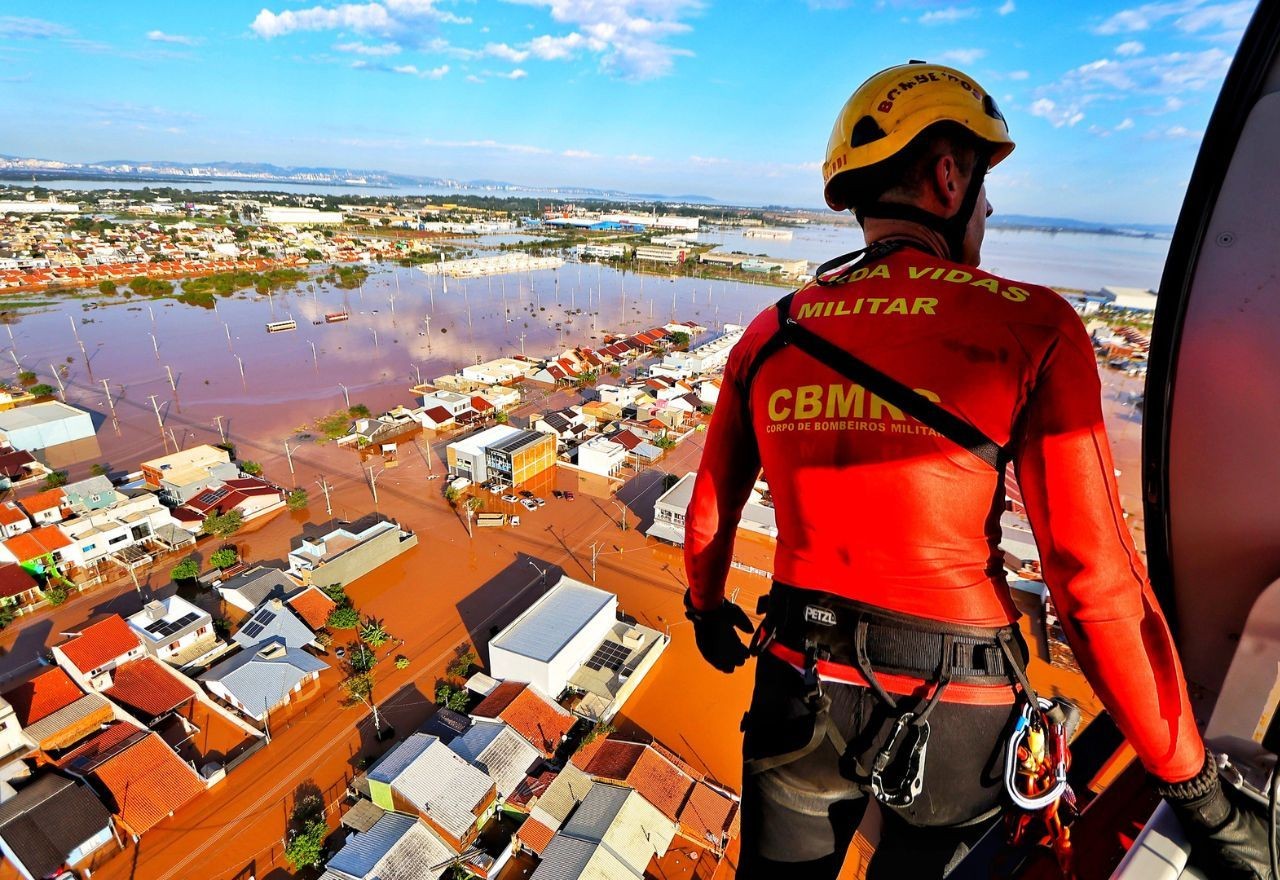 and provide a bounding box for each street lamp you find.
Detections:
[528,560,547,585]
[338,383,350,409]
[611,500,627,532]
